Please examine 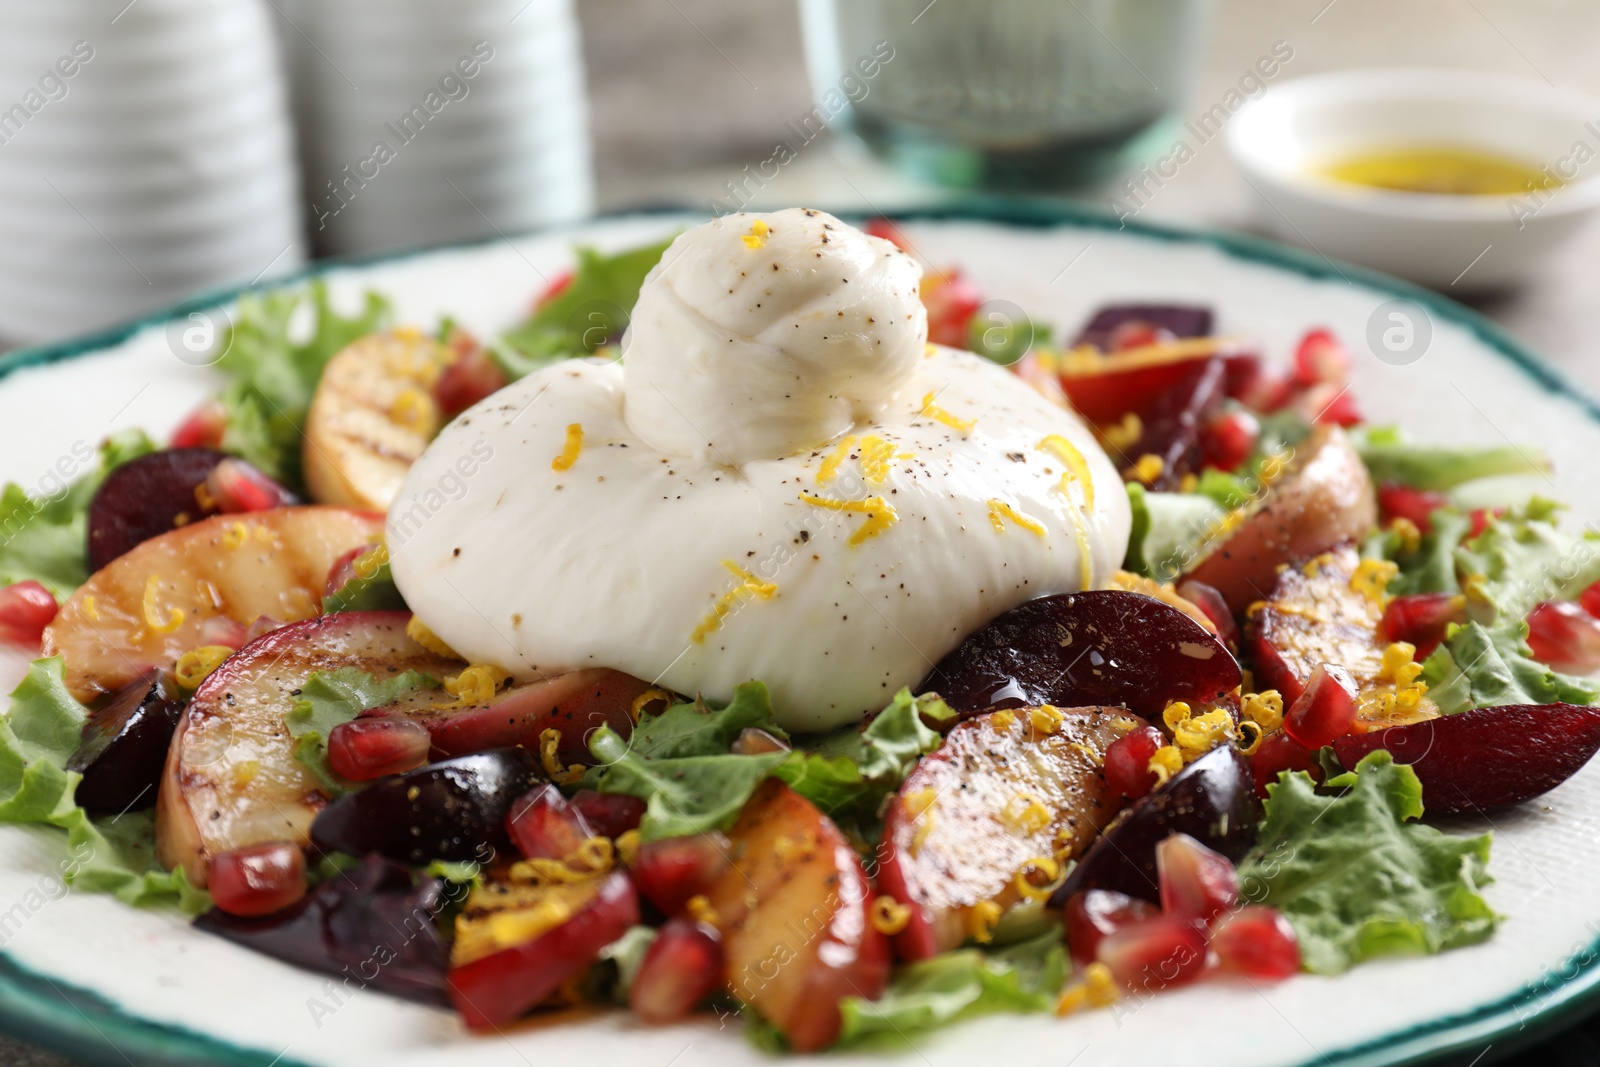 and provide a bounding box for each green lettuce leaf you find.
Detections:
[1455,498,1600,626]
[1419,621,1600,714]
[1237,751,1497,975]
[626,681,783,759]
[829,931,1067,1050]
[284,668,438,793]
[774,689,950,820]
[1122,484,1225,581]
[214,282,392,488]
[1354,427,1550,491]
[496,238,674,378]
[0,658,208,912]
[1382,508,1471,598]
[321,555,406,614]
[588,725,787,842]
[0,430,157,597]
